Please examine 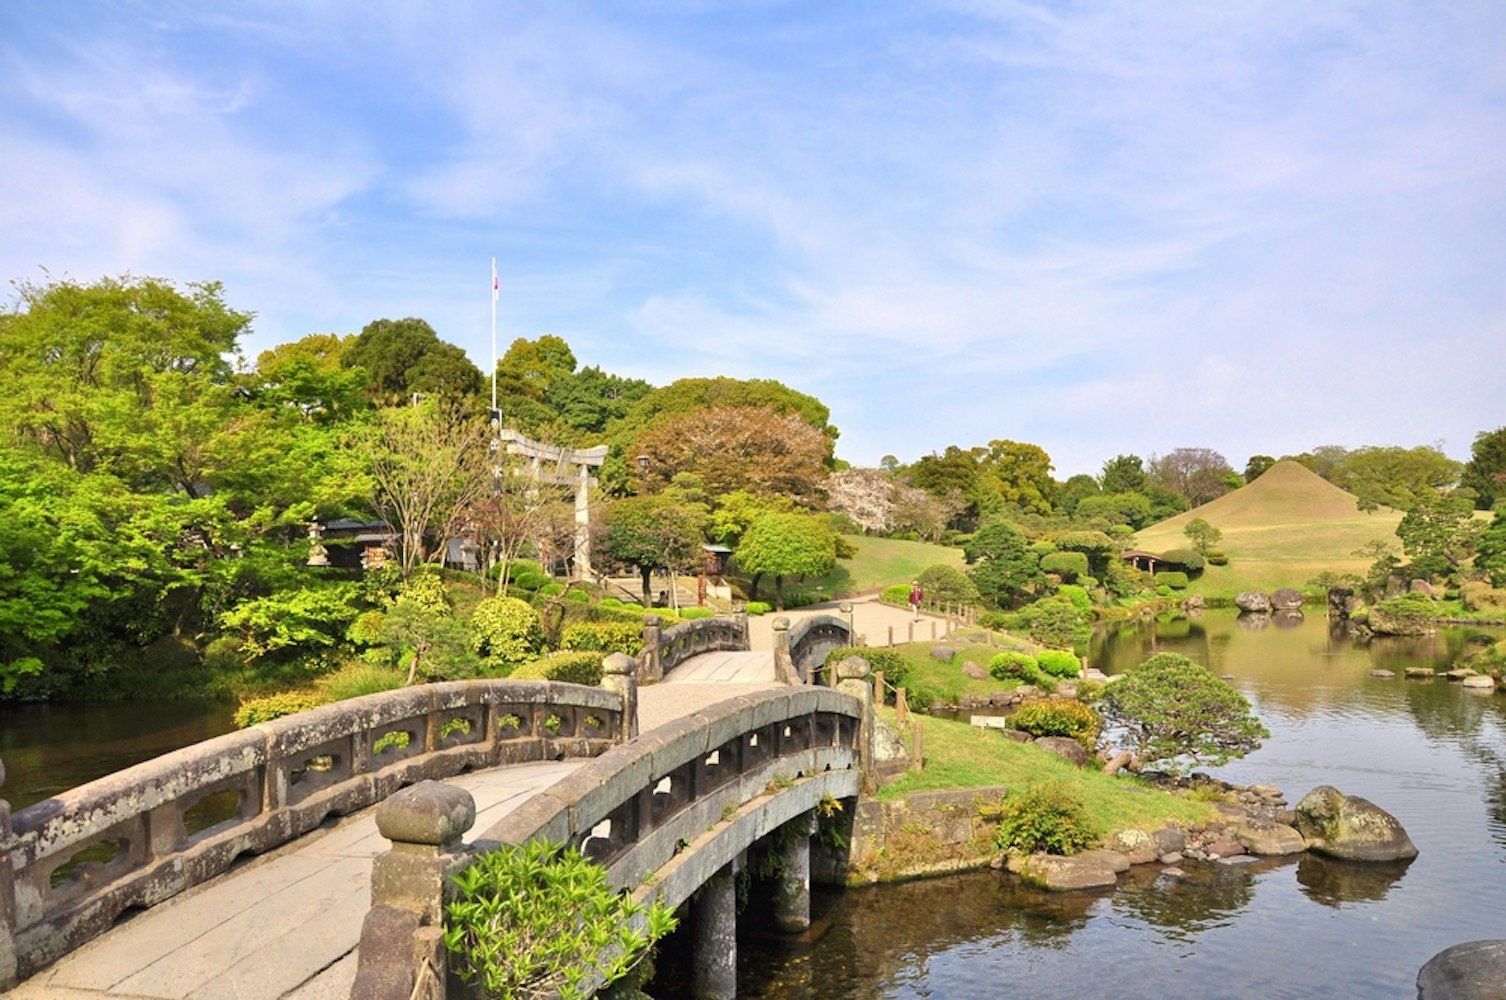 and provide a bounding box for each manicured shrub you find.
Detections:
[880,583,911,607]
[745,601,772,615]
[1157,548,1205,573]
[989,651,1043,684]
[1035,649,1083,679]
[317,662,404,701]
[598,597,624,609]
[562,587,590,604]
[234,691,320,728]
[538,582,566,597]
[1205,550,1229,566]
[677,607,716,620]
[499,560,550,591]
[994,781,1099,856]
[471,596,545,668]
[511,651,606,686]
[1098,652,1268,771]
[1009,698,1099,752]
[1154,571,1190,590]
[977,610,1011,631]
[1055,584,1091,612]
[1009,596,1092,648]
[906,683,938,711]
[1040,551,1089,582]
[560,621,644,656]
